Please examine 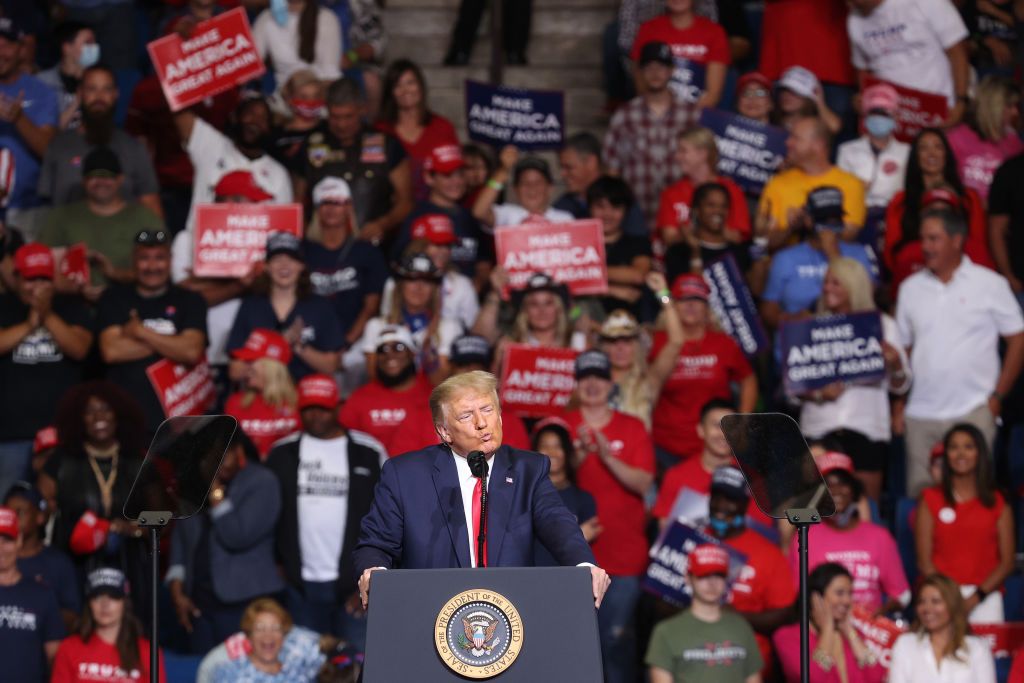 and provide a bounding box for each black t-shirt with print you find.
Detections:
[96,283,208,431]
[0,293,93,439]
